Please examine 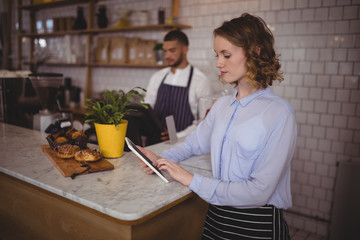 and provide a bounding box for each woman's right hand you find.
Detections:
[136,146,159,174]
